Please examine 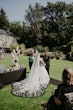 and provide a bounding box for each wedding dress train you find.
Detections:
[12,52,50,97]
